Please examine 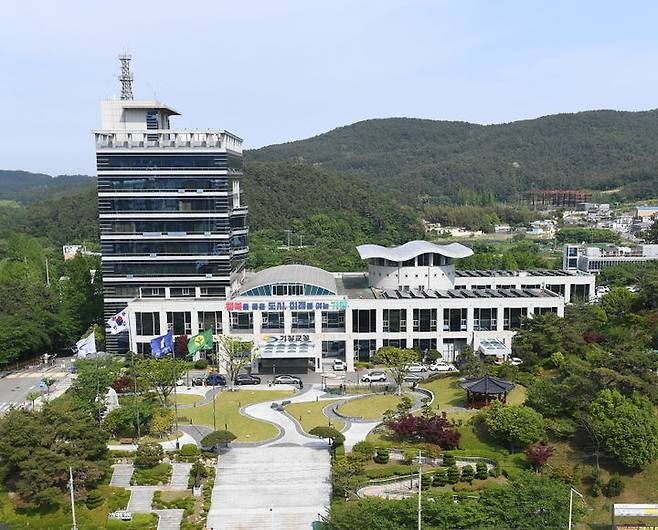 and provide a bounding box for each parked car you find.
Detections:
[191,376,205,386]
[235,374,261,385]
[428,361,458,372]
[361,370,387,383]
[509,357,524,366]
[404,373,424,383]
[175,378,186,386]
[406,363,426,373]
[333,359,347,371]
[273,374,302,385]
[205,374,227,386]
